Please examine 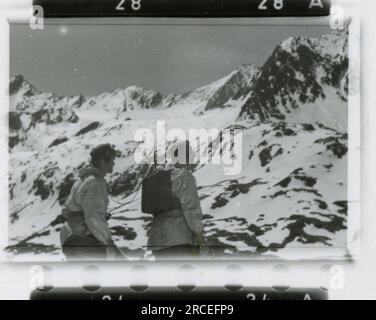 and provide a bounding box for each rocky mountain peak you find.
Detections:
[238,29,348,130]
[10,74,40,97]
